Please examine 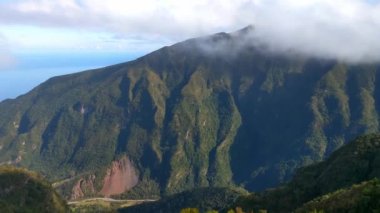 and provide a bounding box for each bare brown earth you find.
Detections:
[71,174,96,200]
[68,156,138,200]
[100,156,139,197]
